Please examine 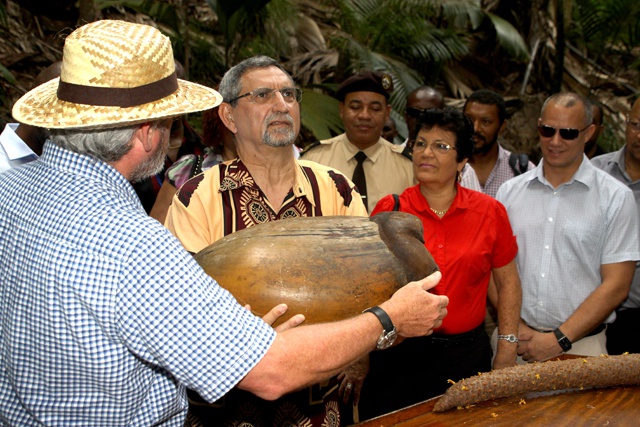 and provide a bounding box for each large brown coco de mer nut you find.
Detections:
[195,212,439,326]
